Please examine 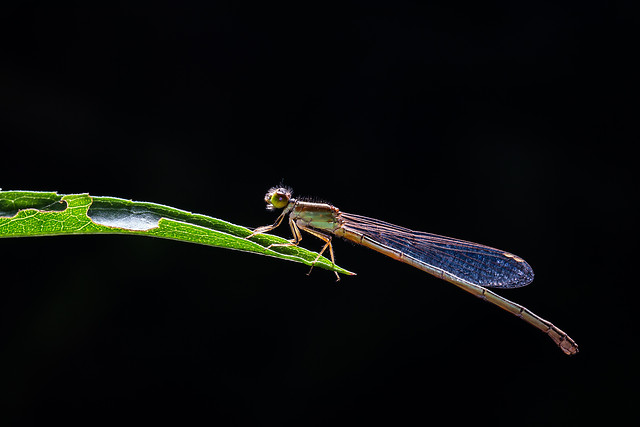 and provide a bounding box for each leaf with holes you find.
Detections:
[0,190,355,276]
